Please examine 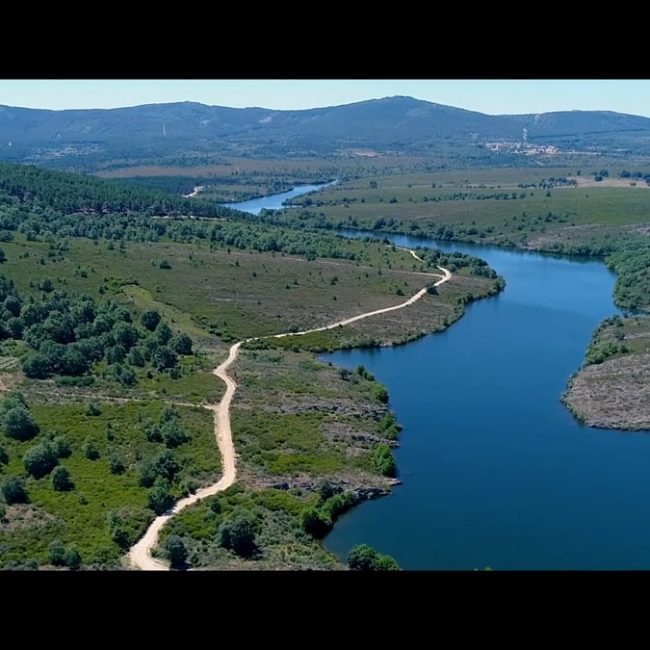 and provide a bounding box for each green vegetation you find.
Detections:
[347,543,400,571]
[0,397,218,568]
[0,160,505,569]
